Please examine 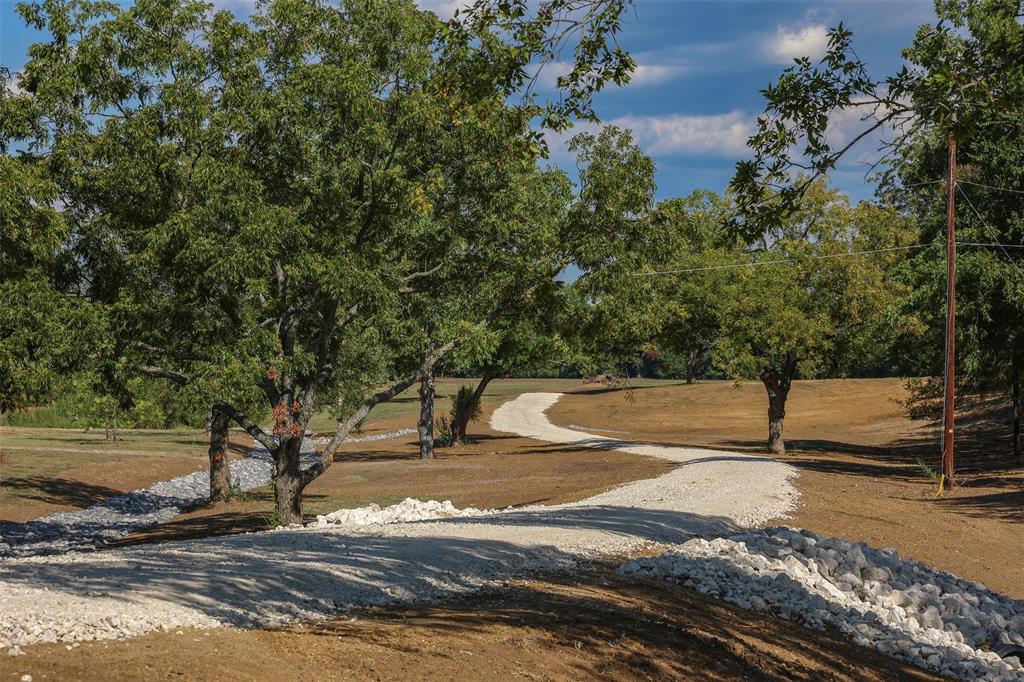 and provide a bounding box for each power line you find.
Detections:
[956,184,1024,281]
[958,179,1024,195]
[636,243,933,276]
[958,241,1024,249]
